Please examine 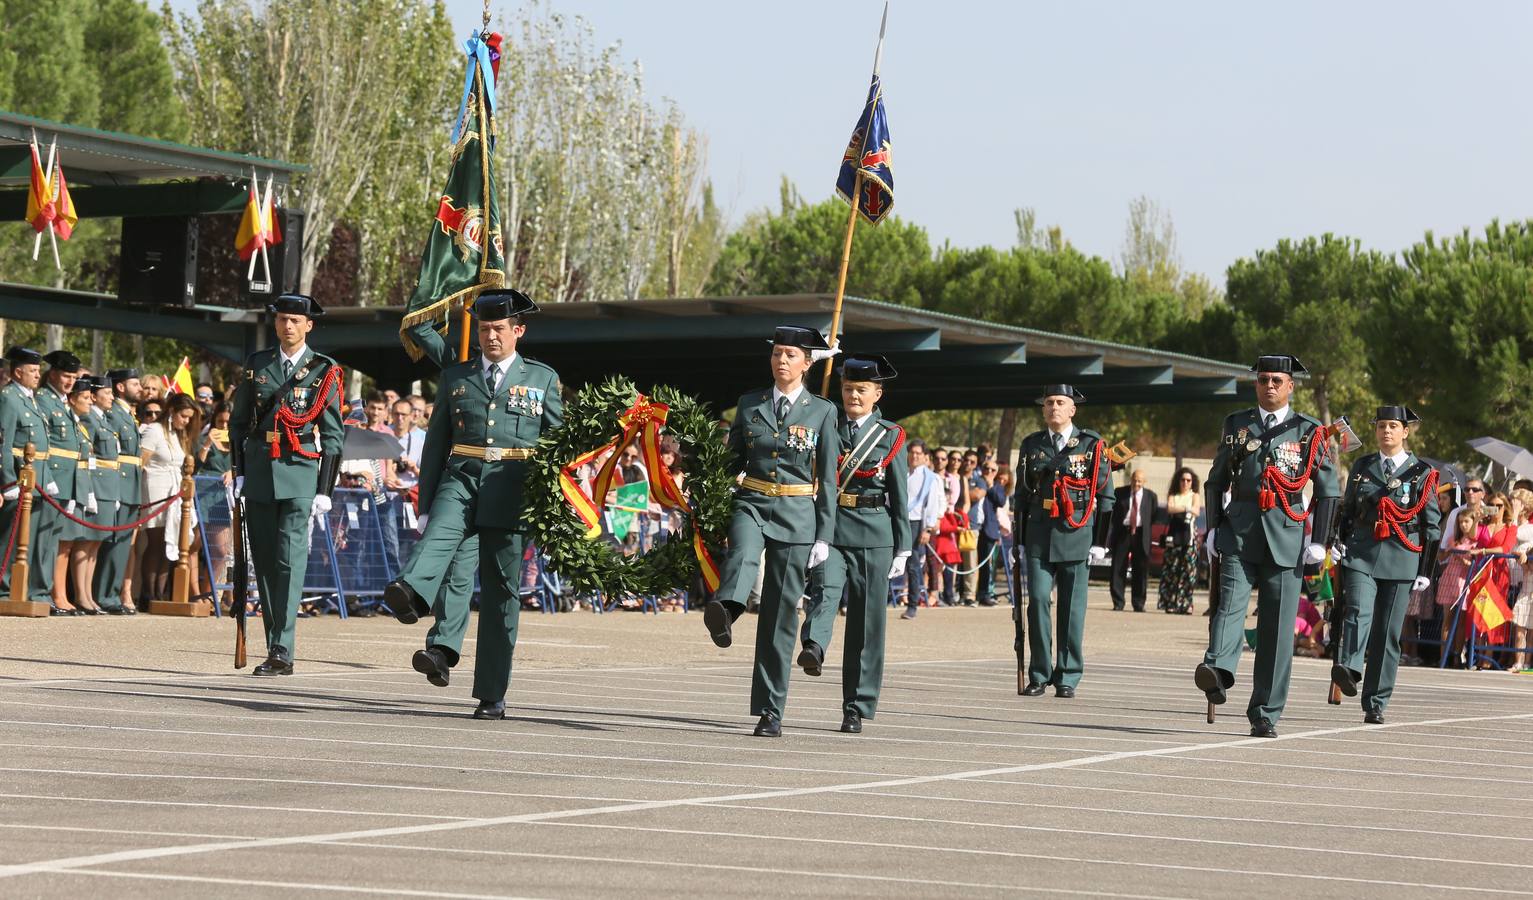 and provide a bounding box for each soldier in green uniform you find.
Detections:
[1332,406,1441,724]
[382,290,564,720]
[229,294,346,676]
[32,351,82,610]
[0,347,51,605]
[1196,355,1340,737]
[1013,385,1114,698]
[384,322,481,692]
[59,376,105,612]
[703,325,839,738]
[95,369,144,614]
[799,354,909,734]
